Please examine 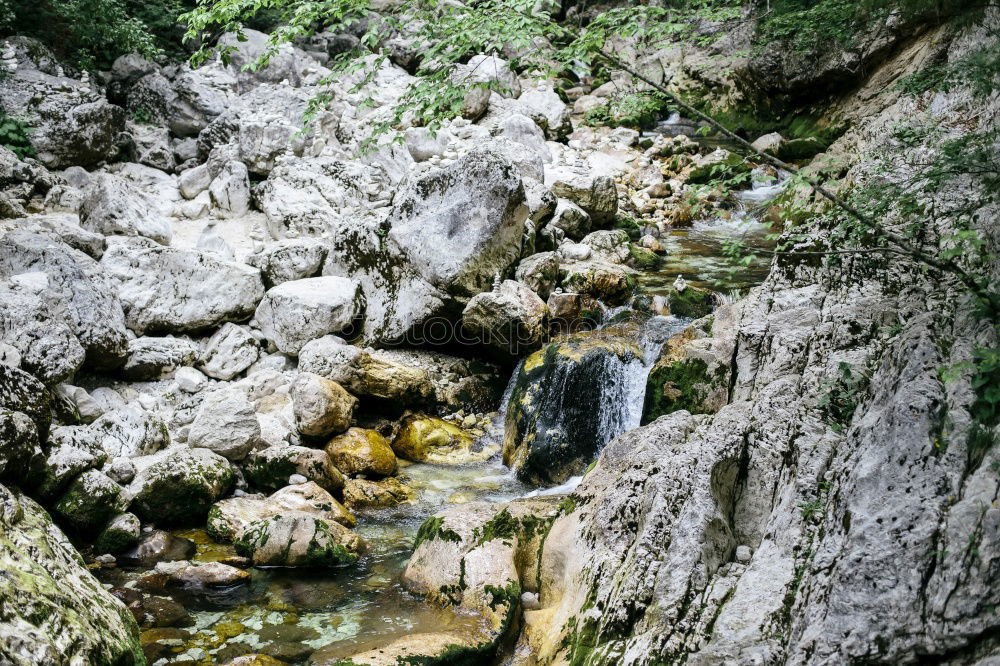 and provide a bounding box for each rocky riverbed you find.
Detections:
[1,4,998,666]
